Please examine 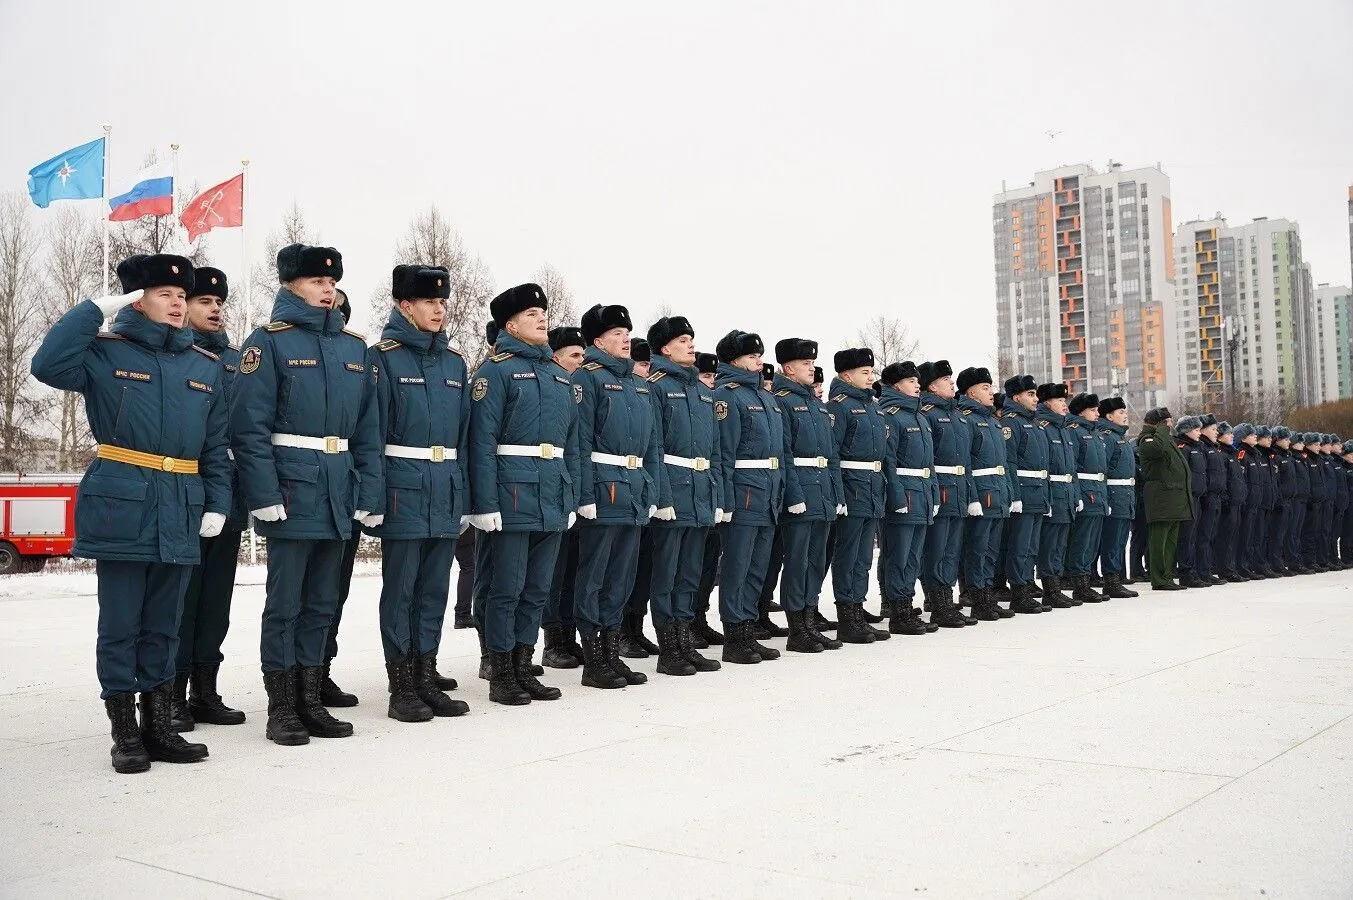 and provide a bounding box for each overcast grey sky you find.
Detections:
[2,0,1350,366]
